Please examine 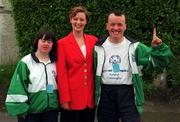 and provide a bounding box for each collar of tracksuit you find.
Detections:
[31,52,56,63]
[95,35,137,46]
